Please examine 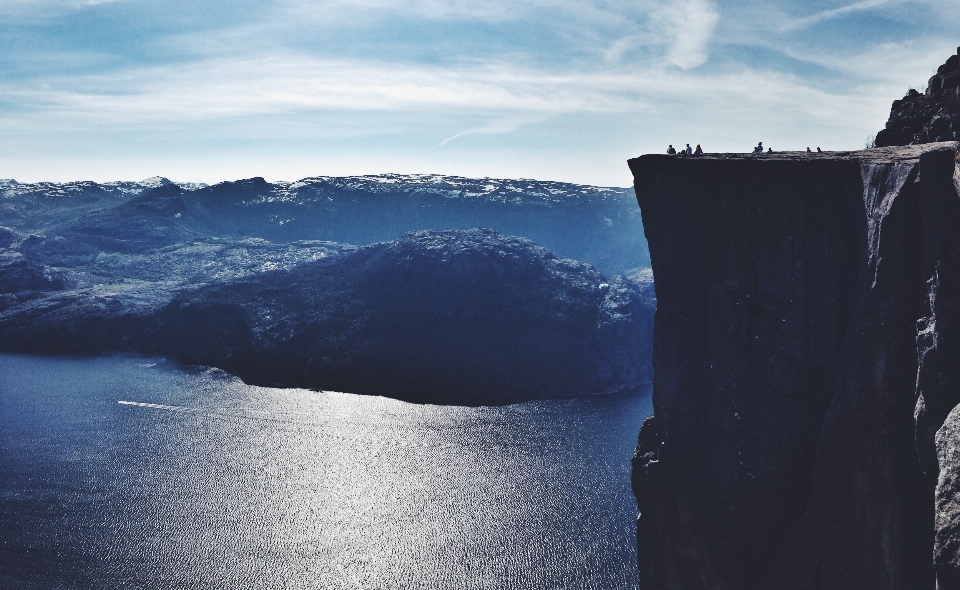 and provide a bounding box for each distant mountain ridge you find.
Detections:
[1,174,648,276]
